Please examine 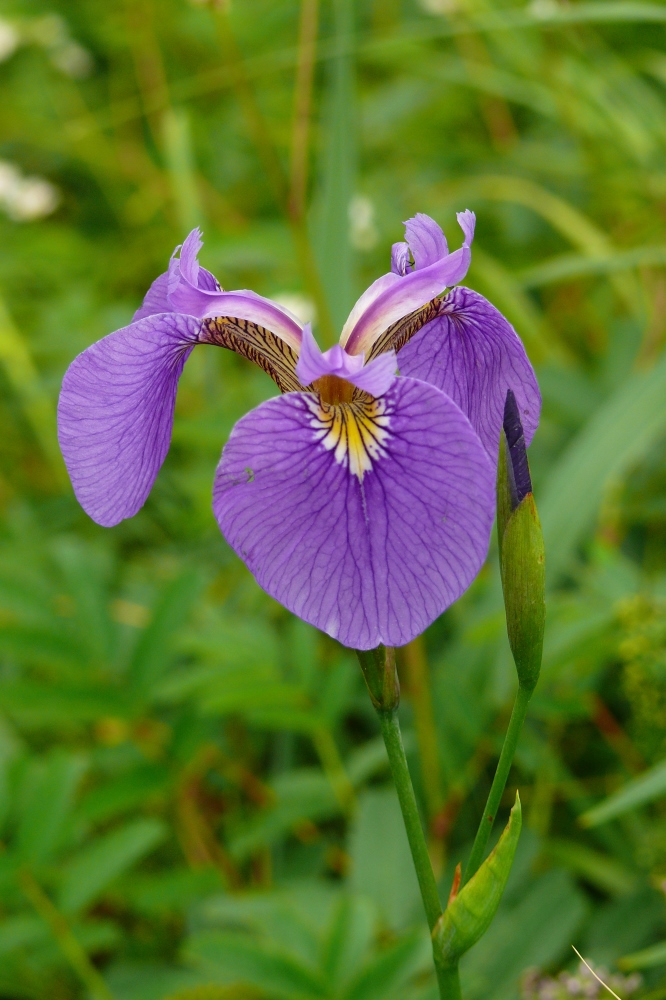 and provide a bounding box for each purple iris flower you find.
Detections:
[58,214,539,650]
